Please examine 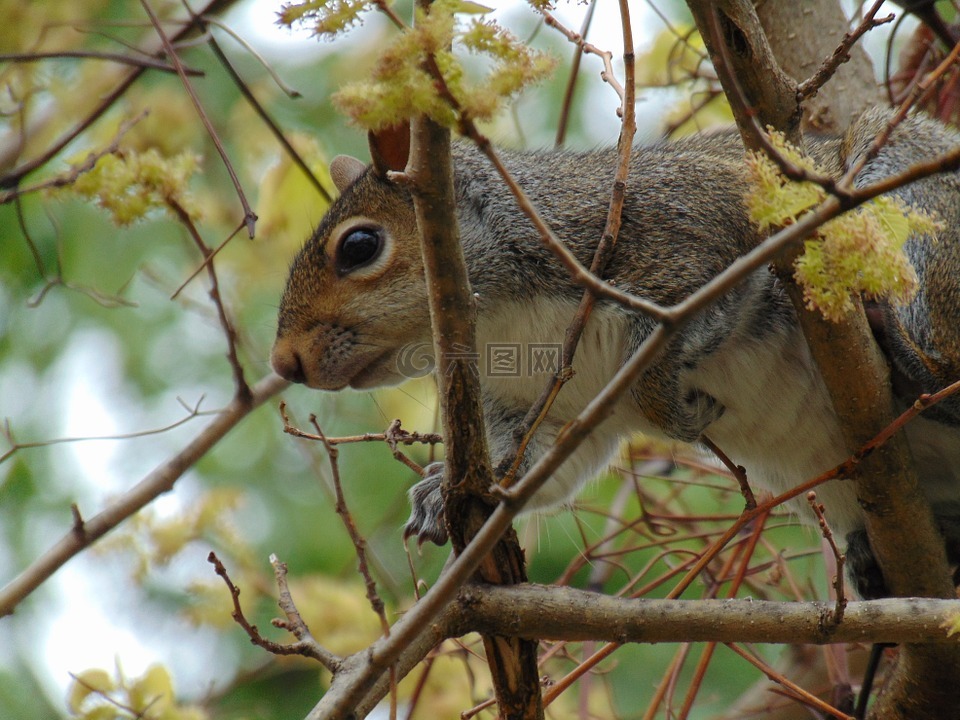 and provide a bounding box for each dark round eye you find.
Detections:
[335,227,383,275]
